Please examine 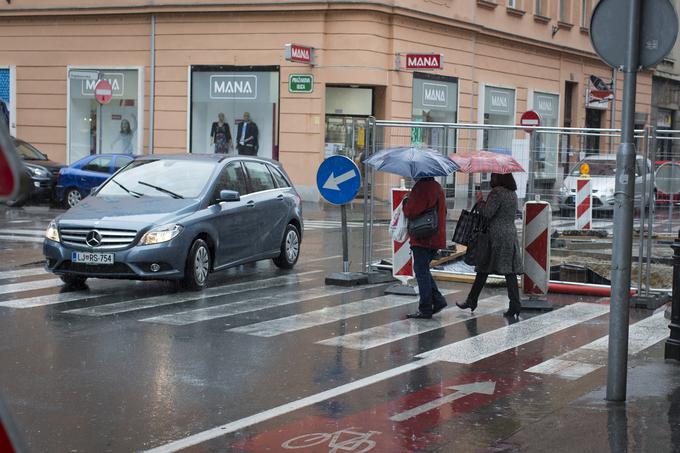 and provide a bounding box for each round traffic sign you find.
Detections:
[316,155,361,205]
[520,110,541,133]
[655,162,680,195]
[591,0,678,70]
[94,79,113,105]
